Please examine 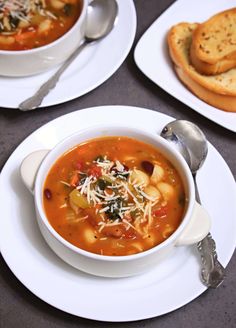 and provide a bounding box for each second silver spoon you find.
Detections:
[19,0,118,111]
